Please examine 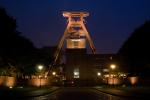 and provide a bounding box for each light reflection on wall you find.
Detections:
[28,78,50,87]
[128,76,138,85]
[0,76,51,87]
[108,77,122,85]
[0,76,16,87]
[5,77,16,87]
[103,73,129,85]
[103,77,123,85]
[0,76,5,85]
